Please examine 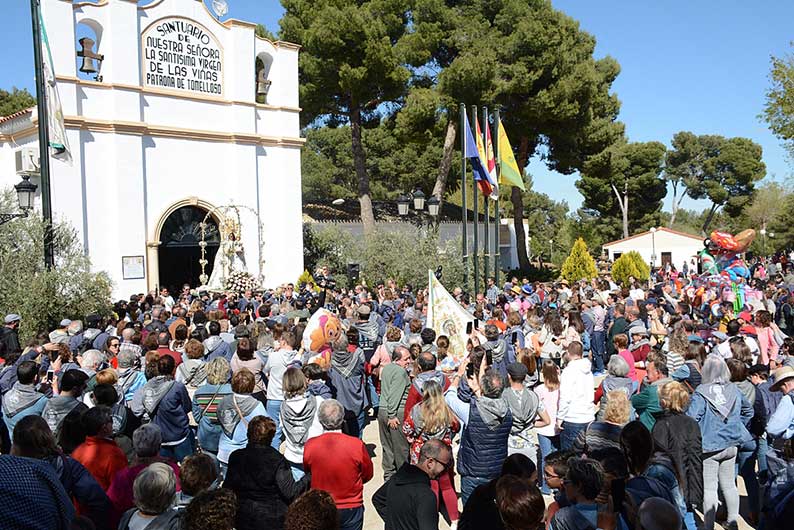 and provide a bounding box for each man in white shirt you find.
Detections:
[556,342,594,451]
[717,319,760,359]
